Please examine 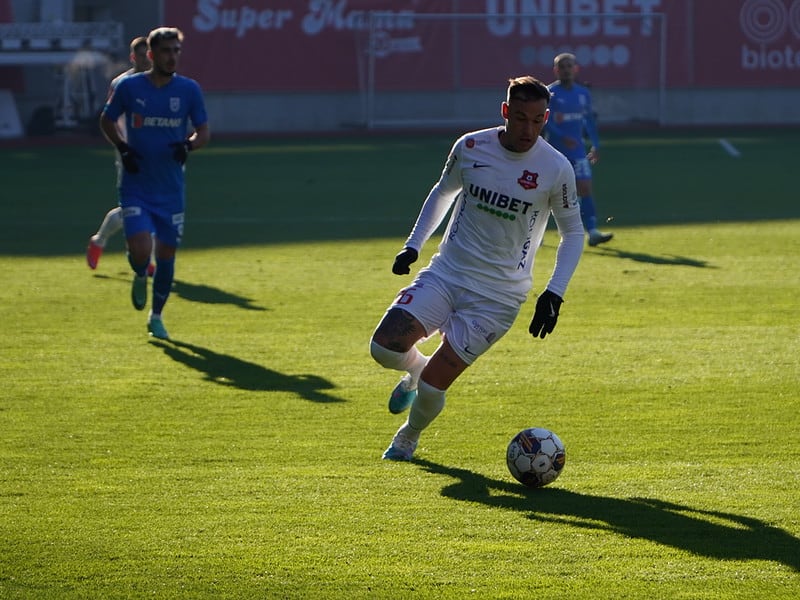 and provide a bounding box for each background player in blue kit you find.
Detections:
[545,53,613,247]
[99,26,210,339]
